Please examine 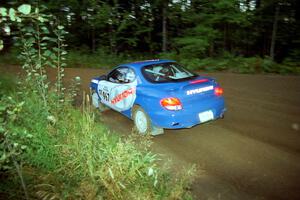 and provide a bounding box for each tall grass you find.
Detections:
[0,74,196,199]
[54,96,196,199]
